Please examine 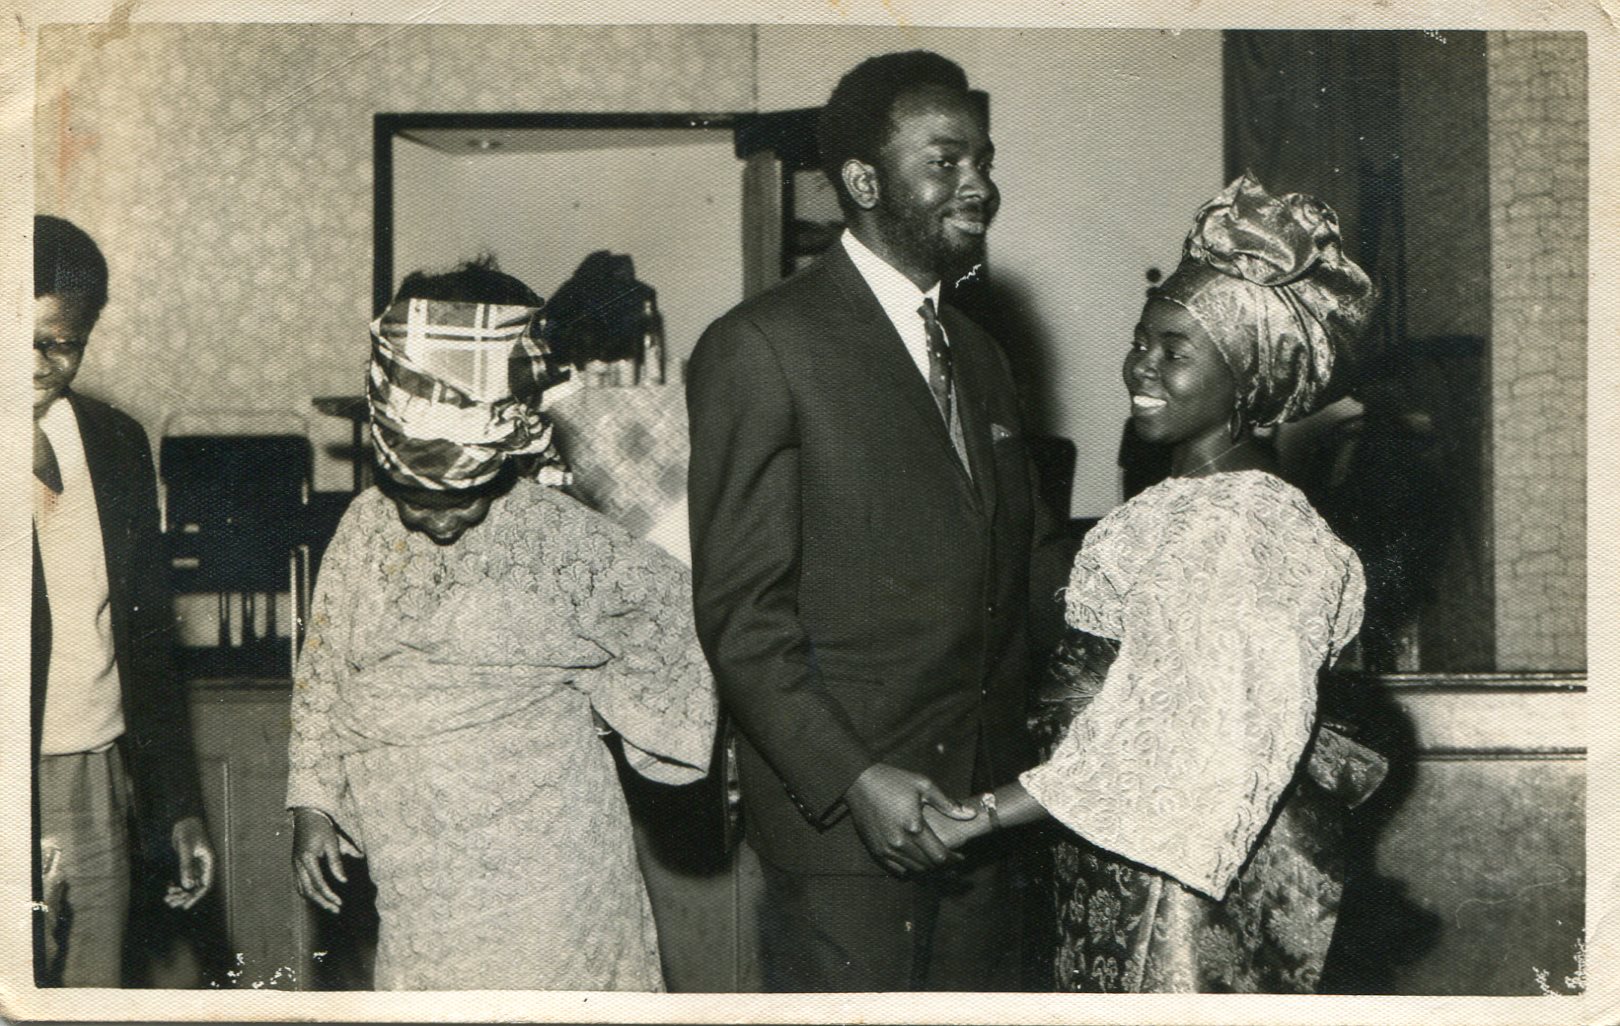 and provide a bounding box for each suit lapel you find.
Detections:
[32,527,50,756]
[822,249,984,514]
[65,393,133,668]
[68,394,124,568]
[942,306,1001,520]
